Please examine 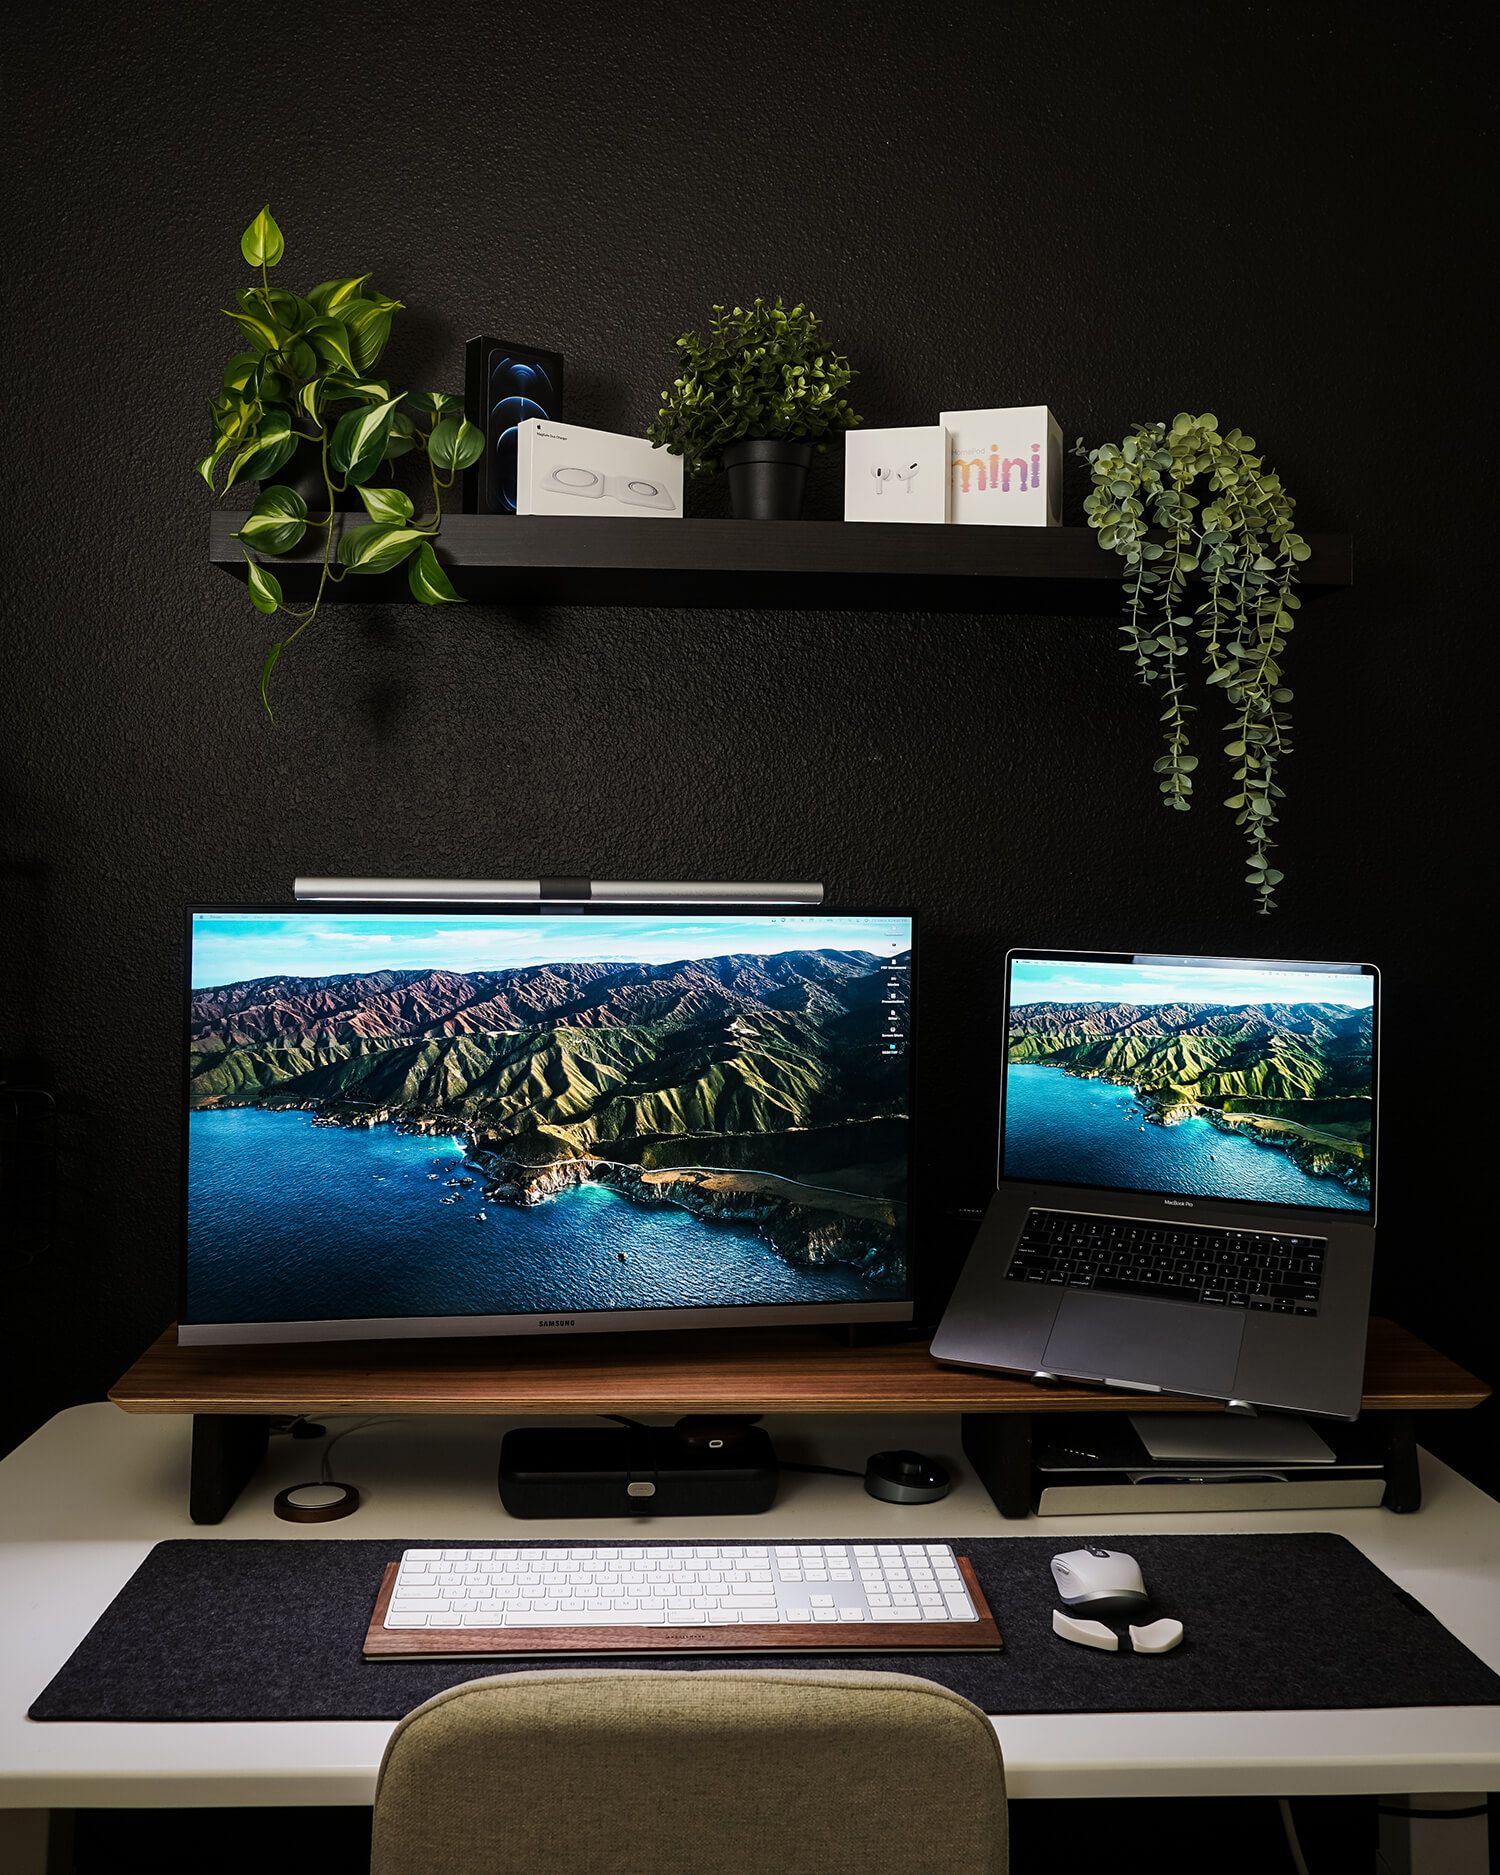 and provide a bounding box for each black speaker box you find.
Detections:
[498,1423,779,1519]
